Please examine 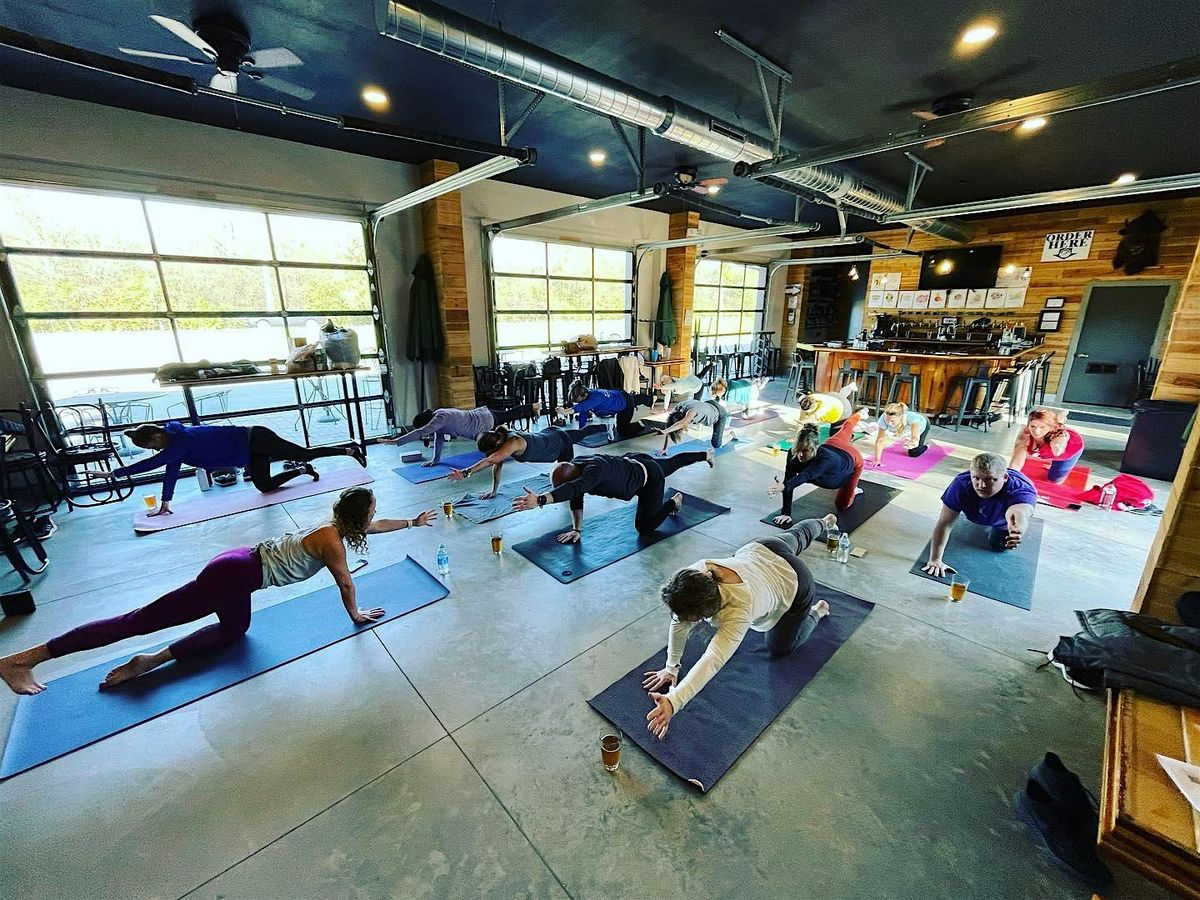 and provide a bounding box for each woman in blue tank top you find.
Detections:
[447,423,608,498]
